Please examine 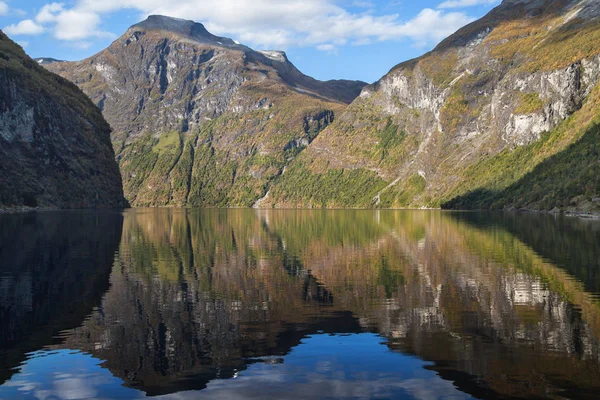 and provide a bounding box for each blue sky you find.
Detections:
[0,0,501,82]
